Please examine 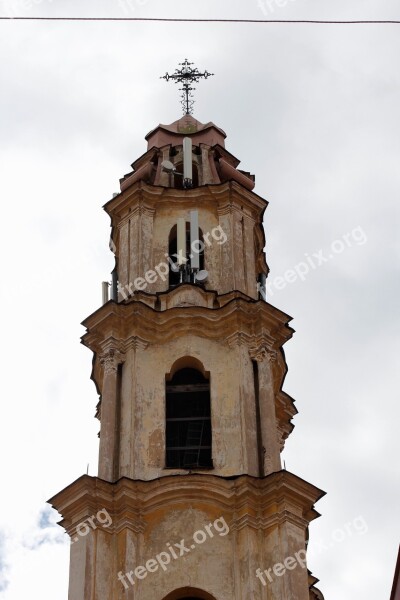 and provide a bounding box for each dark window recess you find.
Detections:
[168,224,205,288]
[166,368,212,469]
[174,162,199,189]
[168,228,181,287]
